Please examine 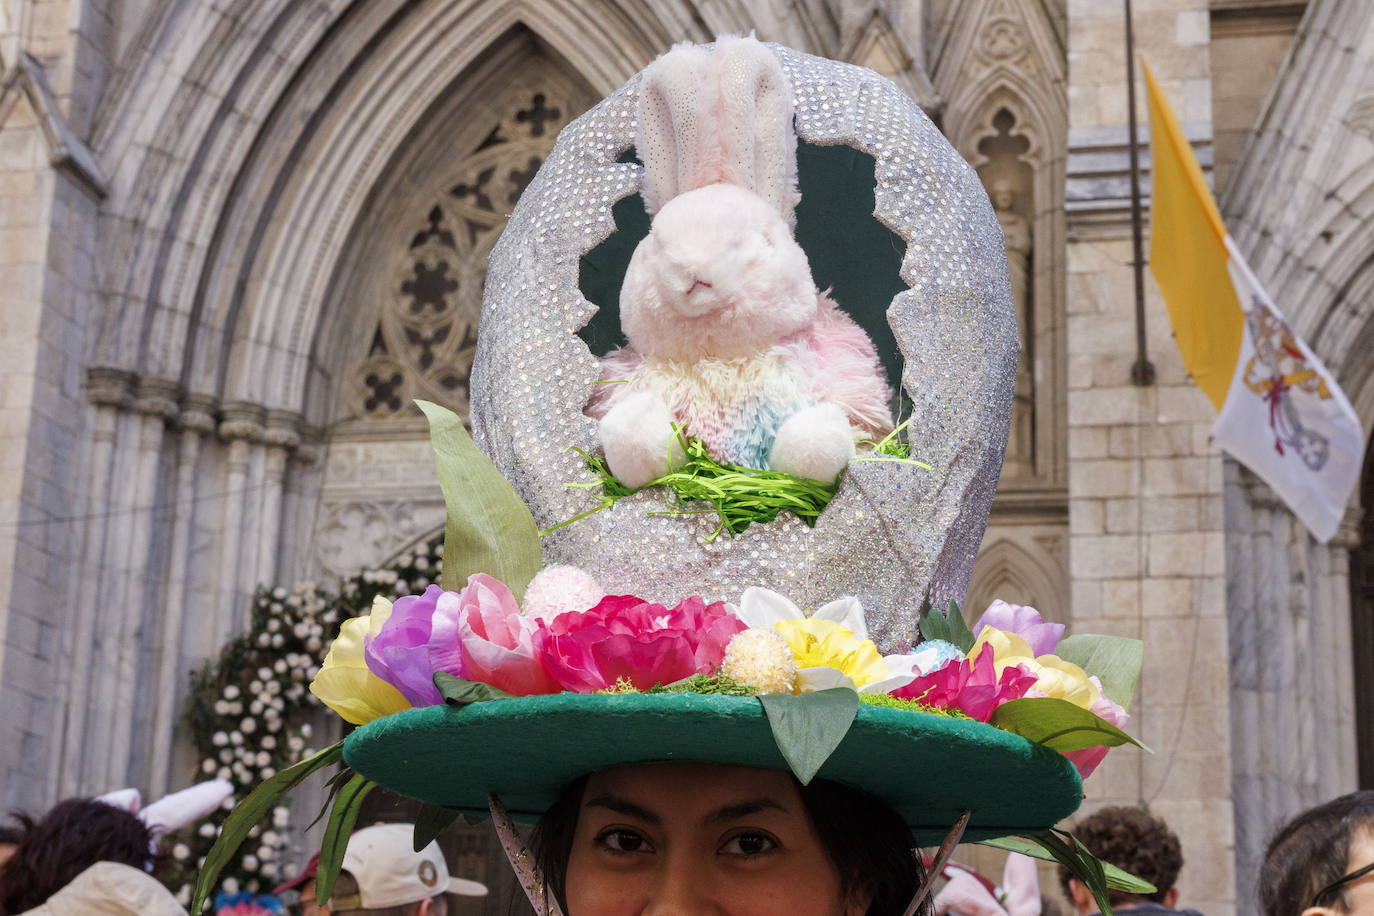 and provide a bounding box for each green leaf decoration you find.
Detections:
[413,804,463,852]
[1055,634,1144,707]
[306,765,357,832]
[434,671,517,706]
[981,835,1158,895]
[316,773,379,906]
[757,688,859,785]
[417,400,542,600]
[916,599,975,653]
[191,741,344,916]
[989,697,1150,754]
